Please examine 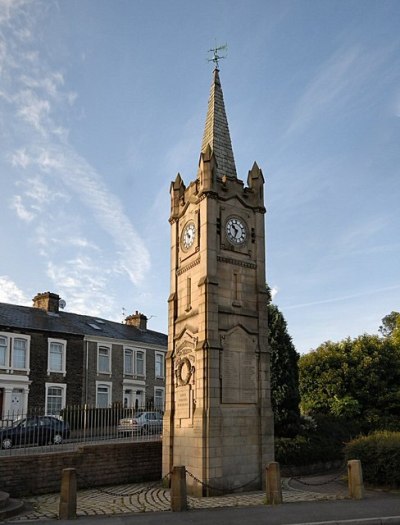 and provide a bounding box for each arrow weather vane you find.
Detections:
[207,43,228,70]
